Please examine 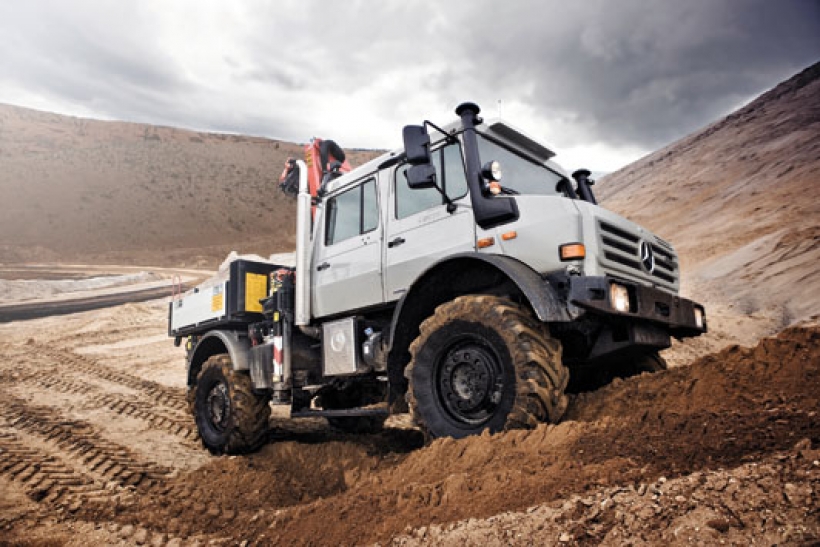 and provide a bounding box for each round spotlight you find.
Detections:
[481,160,502,182]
